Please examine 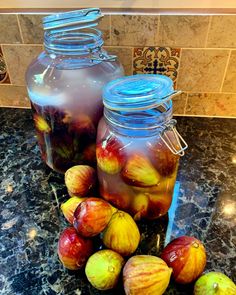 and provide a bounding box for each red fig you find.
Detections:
[73,197,115,237]
[65,165,96,197]
[161,236,207,284]
[60,196,87,224]
[96,136,125,174]
[57,227,93,270]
